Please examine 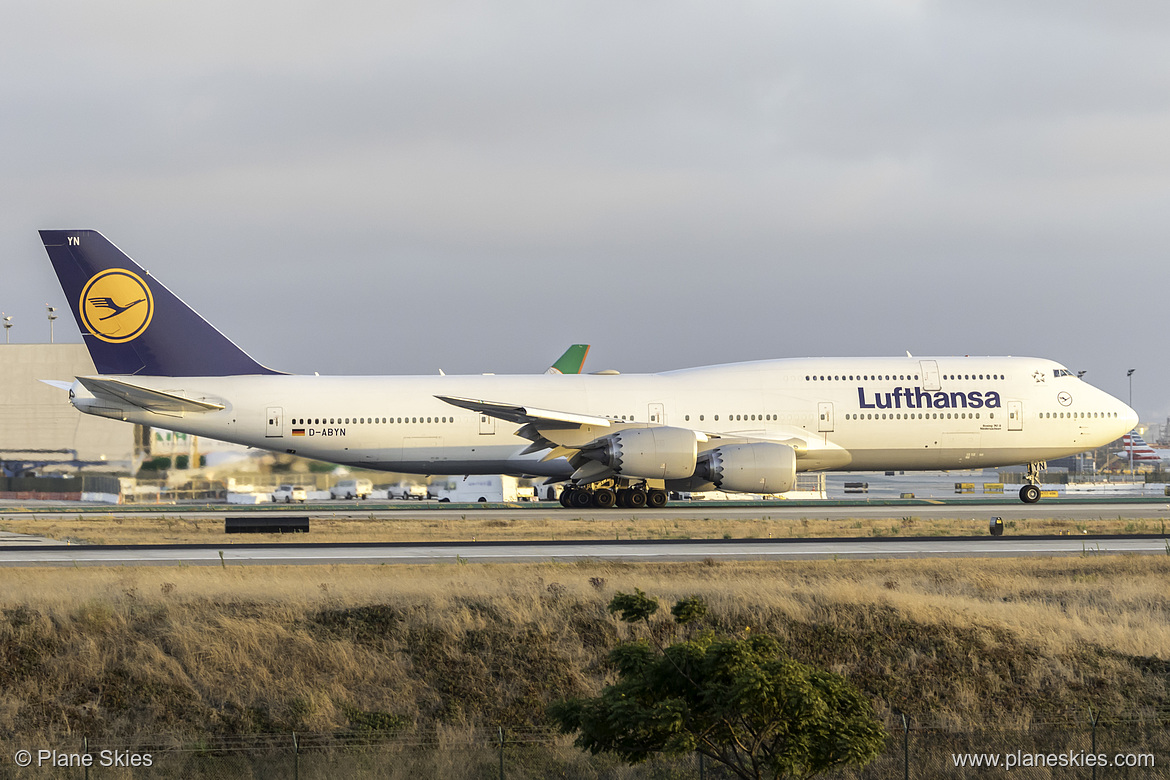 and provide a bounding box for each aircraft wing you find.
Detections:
[435,395,613,429]
[437,394,811,482]
[76,377,226,414]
